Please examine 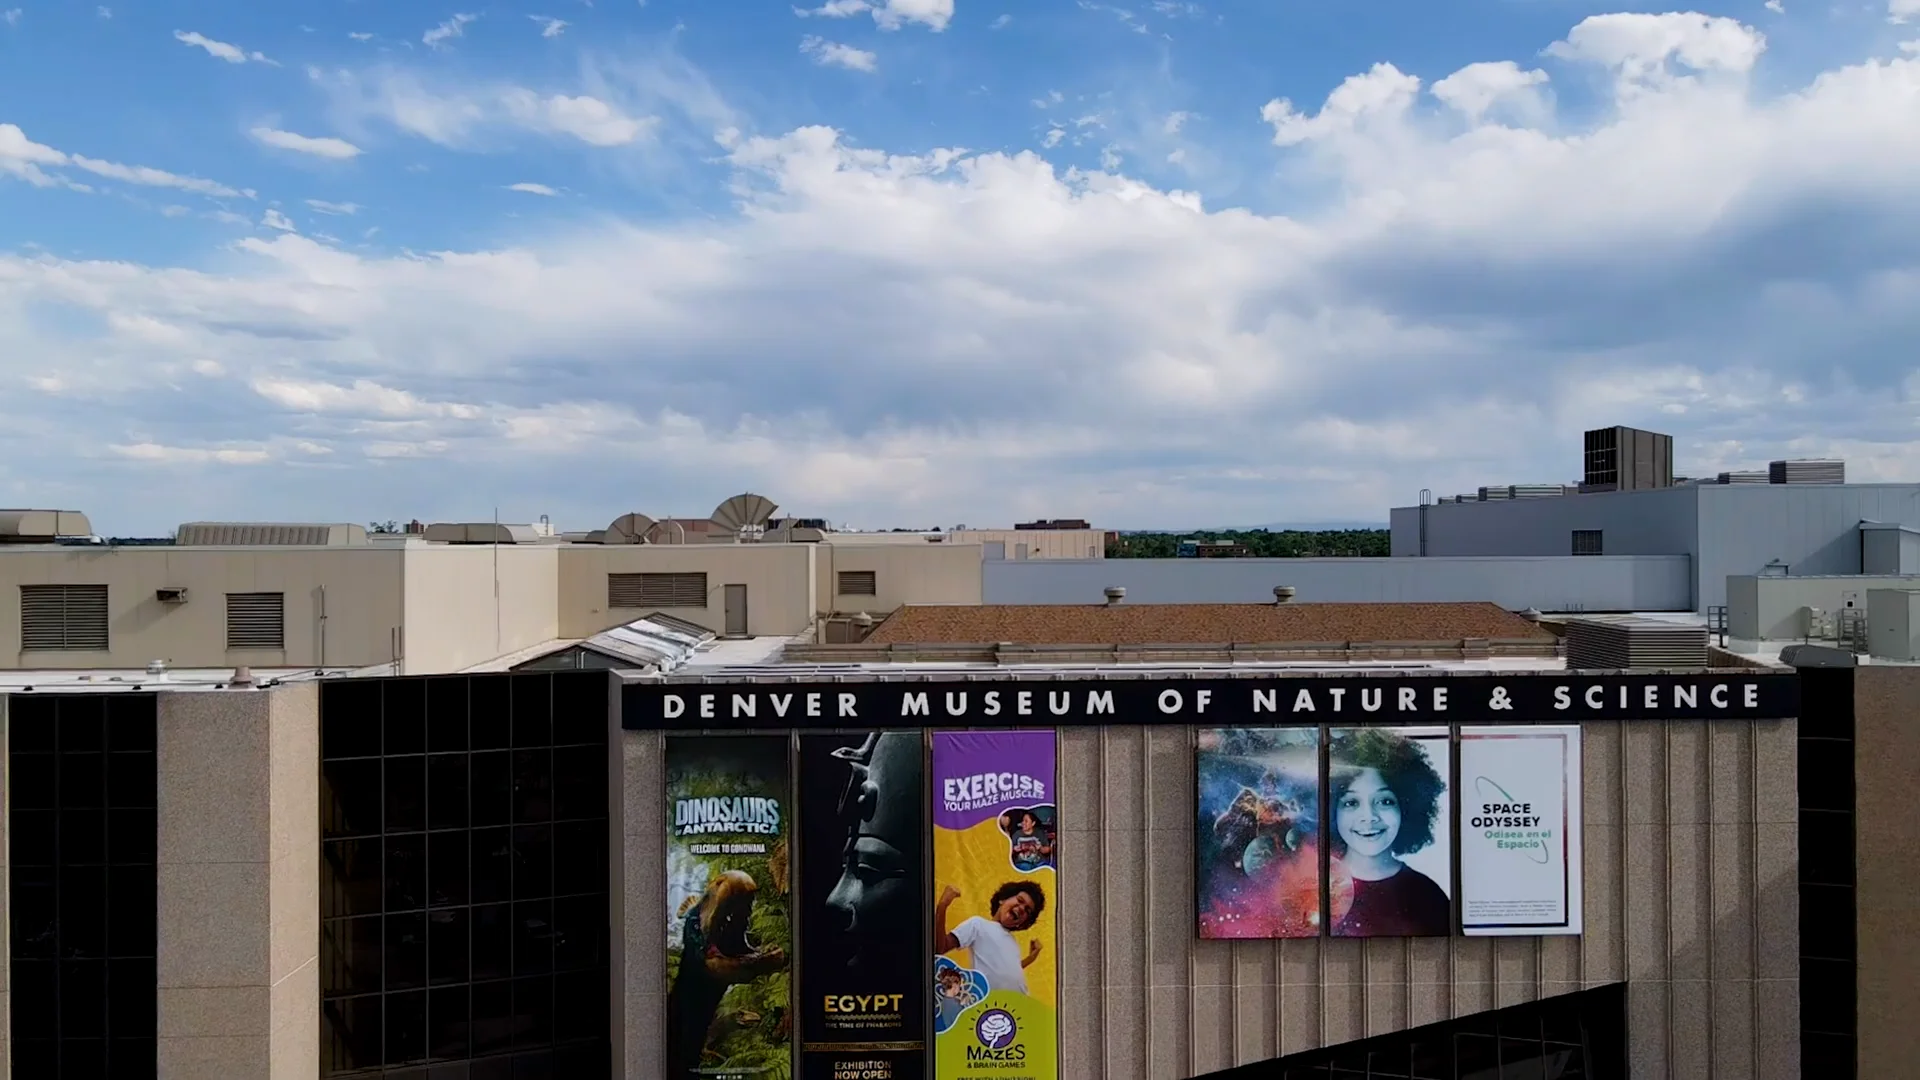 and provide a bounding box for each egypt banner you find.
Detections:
[798,732,930,1080]
[931,731,1059,1080]
[1458,725,1584,936]
[665,735,794,1080]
